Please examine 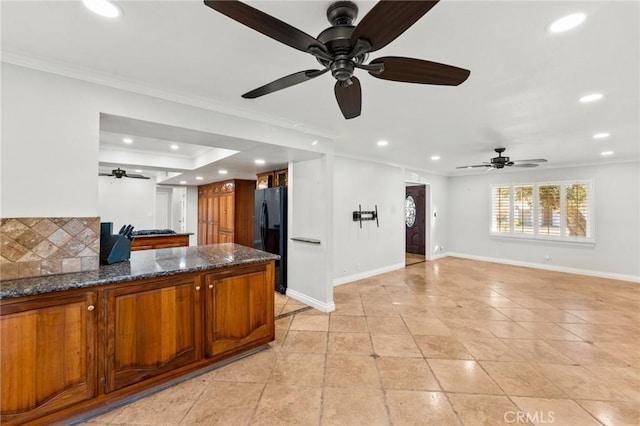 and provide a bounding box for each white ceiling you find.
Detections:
[2,0,638,182]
